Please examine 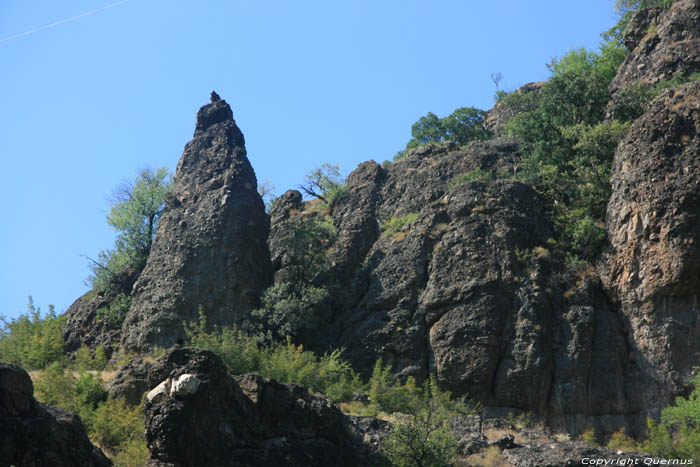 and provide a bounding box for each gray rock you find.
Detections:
[143,348,382,467]
[602,81,700,418]
[121,93,272,351]
[608,0,700,118]
[0,363,112,467]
